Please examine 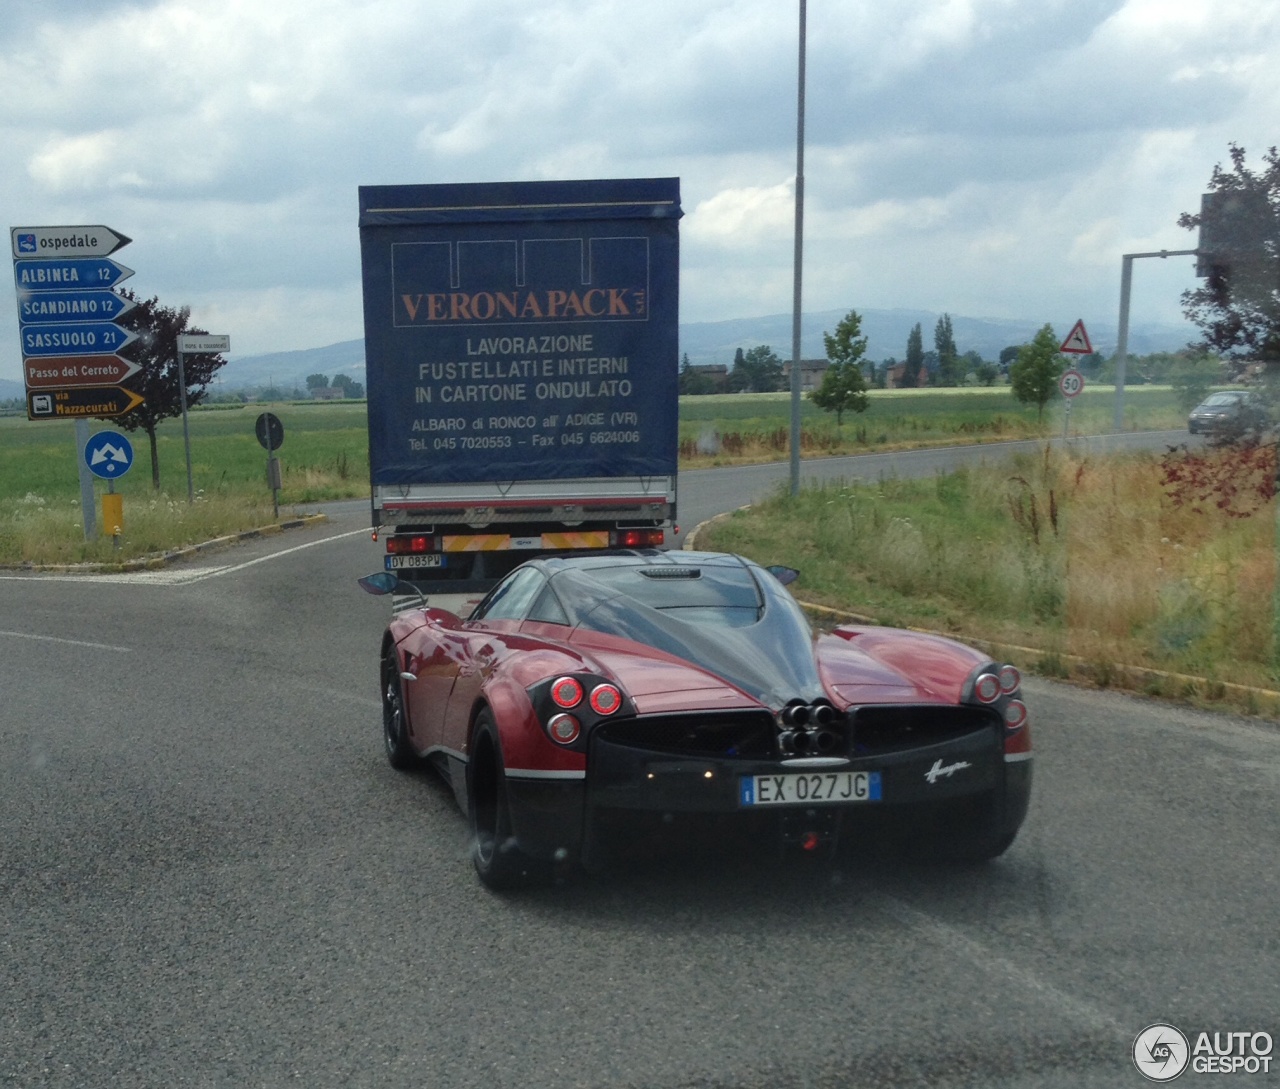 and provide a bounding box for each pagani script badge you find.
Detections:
[924,758,971,784]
